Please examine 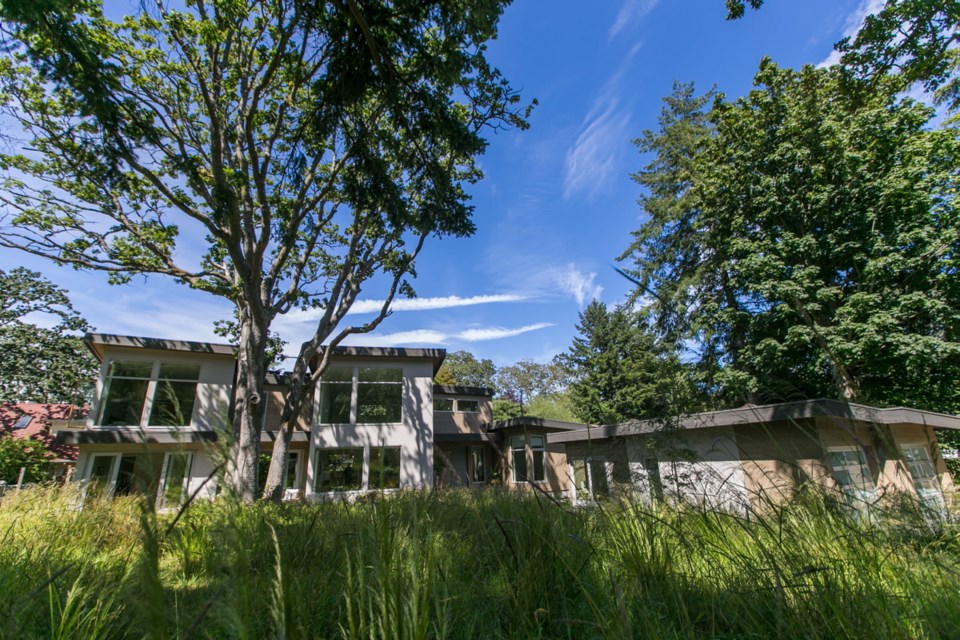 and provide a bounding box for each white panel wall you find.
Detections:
[627,427,749,512]
[187,451,220,499]
[308,357,435,492]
